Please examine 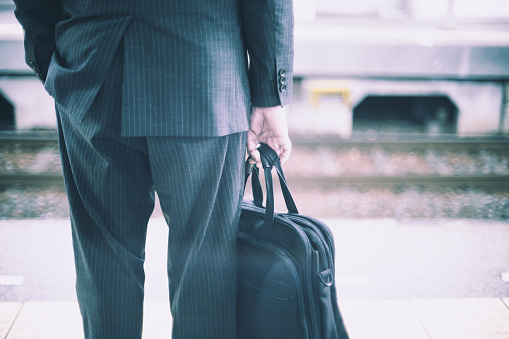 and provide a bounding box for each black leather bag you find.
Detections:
[237,144,349,339]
